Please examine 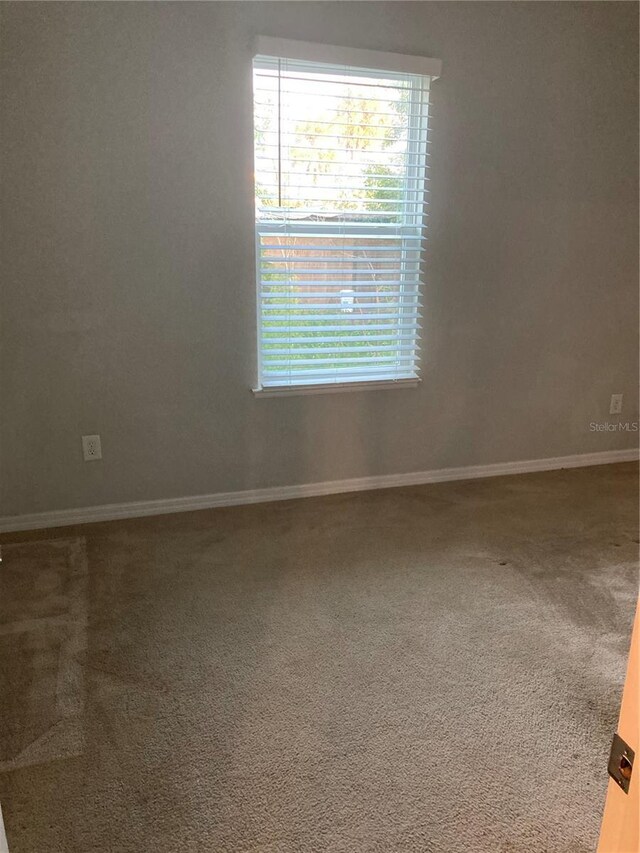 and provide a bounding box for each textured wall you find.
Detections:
[1,1,638,517]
